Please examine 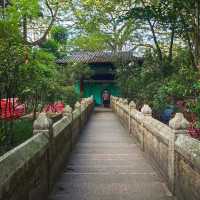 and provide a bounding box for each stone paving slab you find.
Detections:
[49,109,173,200]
